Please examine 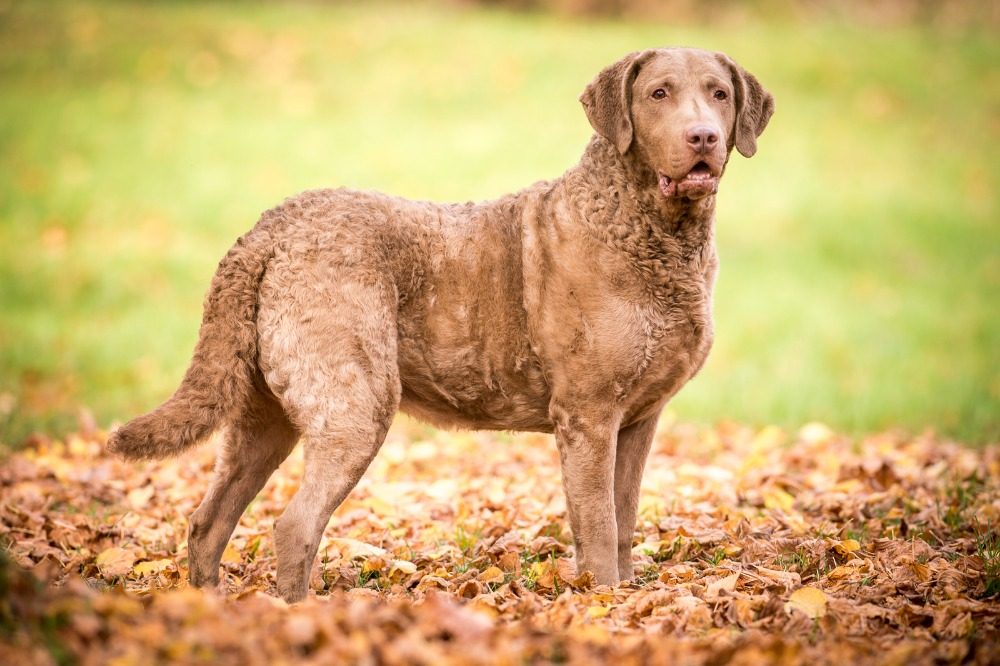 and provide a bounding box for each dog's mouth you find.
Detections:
[658,162,720,199]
